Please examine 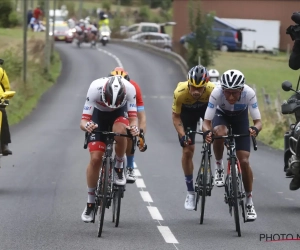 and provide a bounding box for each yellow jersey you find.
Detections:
[172,81,215,114]
[0,67,10,97]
